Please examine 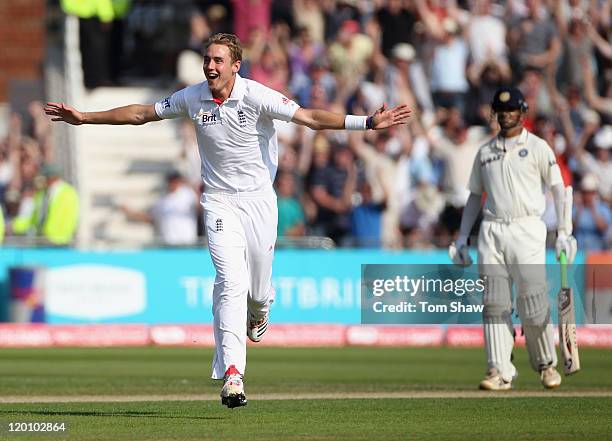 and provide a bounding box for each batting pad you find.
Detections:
[484,322,516,381]
[523,322,558,372]
[483,276,516,381]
